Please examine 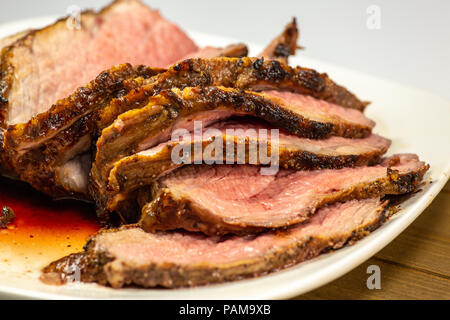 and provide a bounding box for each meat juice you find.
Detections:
[0,177,100,275]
